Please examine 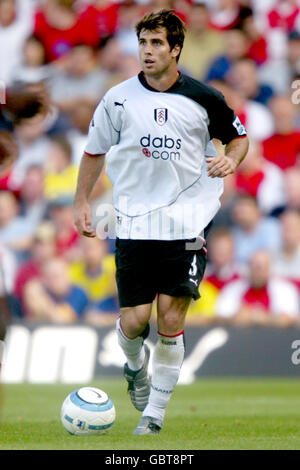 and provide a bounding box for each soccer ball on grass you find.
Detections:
[61,387,116,435]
